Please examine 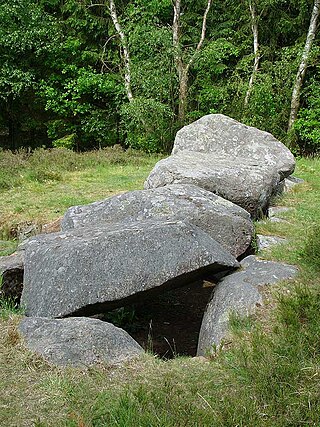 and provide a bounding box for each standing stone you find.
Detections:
[19,317,143,367]
[197,255,298,355]
[62,184,254,258]
[21,220,239,318]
